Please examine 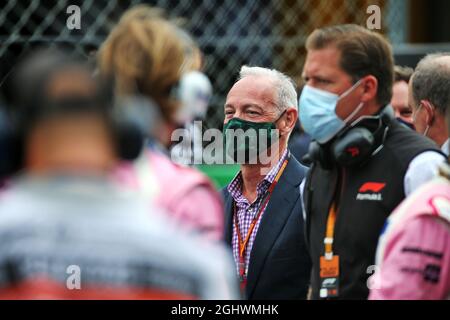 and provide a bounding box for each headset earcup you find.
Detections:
[114,121,144,161]
[0,129,23,180]
[331,127,374,167]
[303,140,333,170]
[111,96,163,161]
[0,121,22,179]
[112,105,144,161]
